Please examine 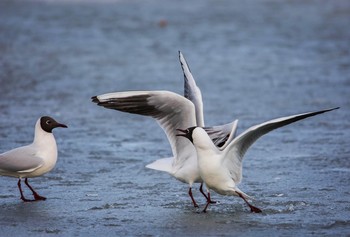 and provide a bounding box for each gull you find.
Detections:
[91,51,237,207]
[0,116,67,202]
[177,107,339,213]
